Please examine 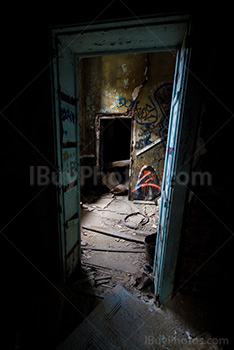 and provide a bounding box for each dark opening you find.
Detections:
[101,118,131,163]
[100,117,132,194]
